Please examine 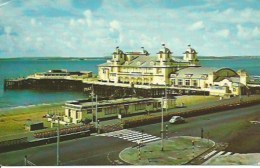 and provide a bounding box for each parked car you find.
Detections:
[169,116,185,124]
